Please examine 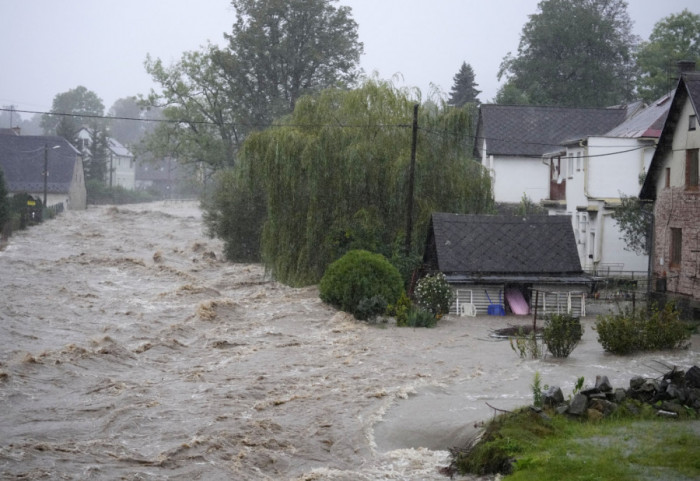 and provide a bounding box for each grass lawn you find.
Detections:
[452,406,700,480]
